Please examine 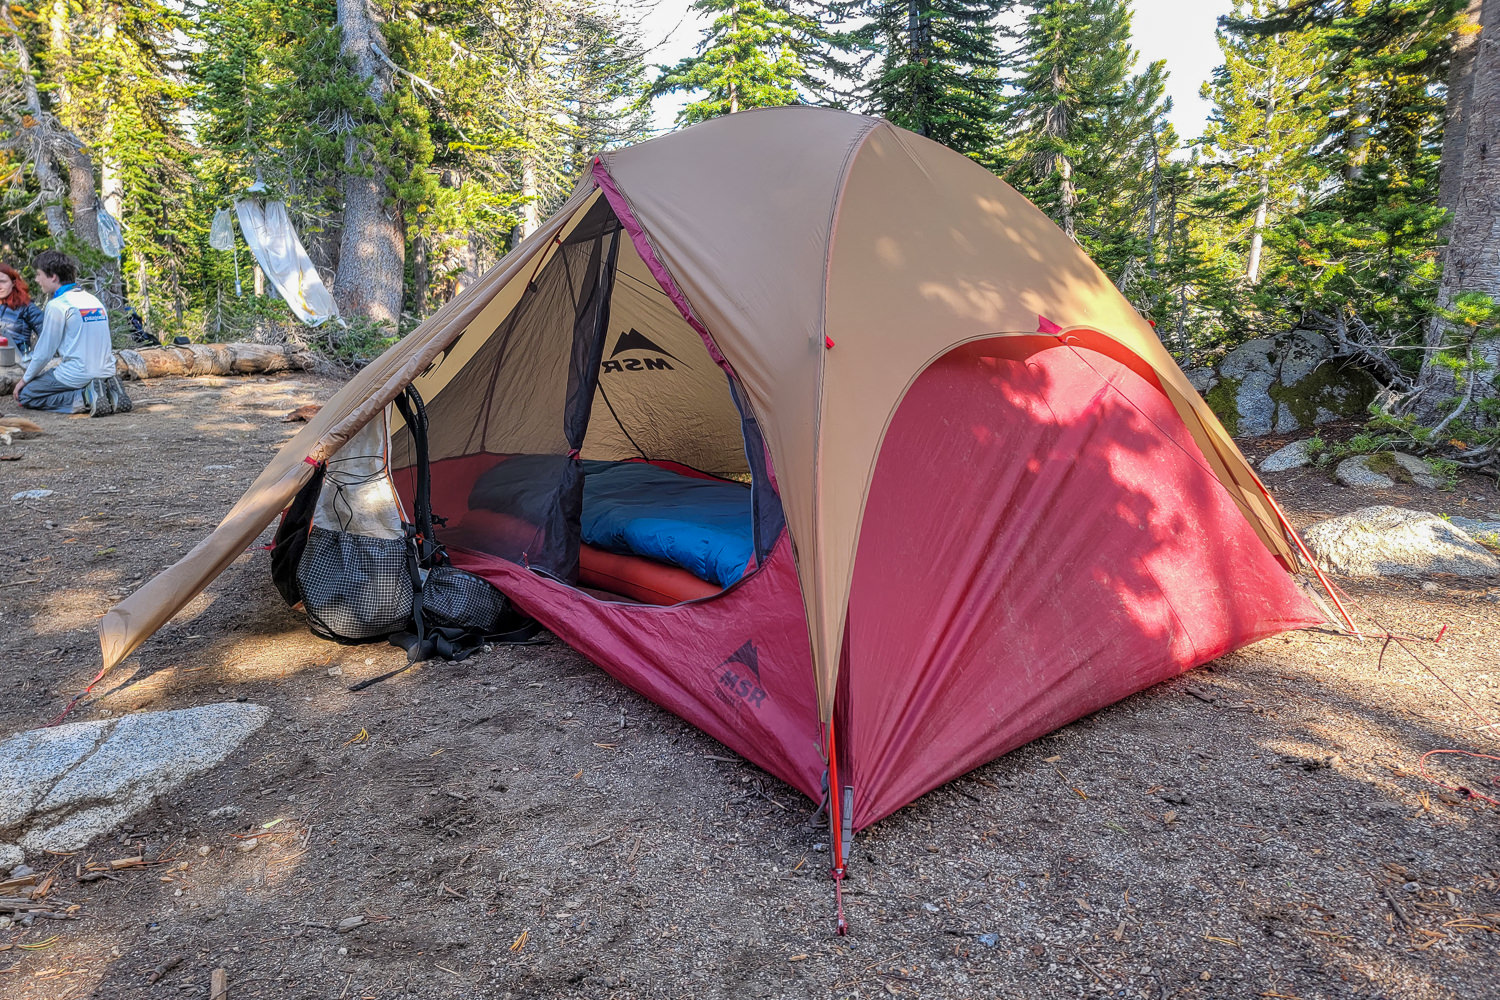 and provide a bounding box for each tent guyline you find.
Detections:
[93,107,1329,935]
